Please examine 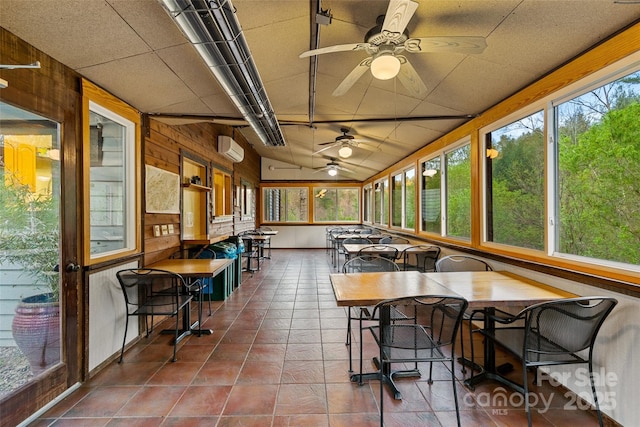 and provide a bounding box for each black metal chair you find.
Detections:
[378,236,410,244]
[340,237,372,264]
[367,295,468,426]
[356,244,399,262]
[115,268,194,362]
[482,297,617,427]
[399,244,441,272]
[435,254,493,376]
[342,255,400,374]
